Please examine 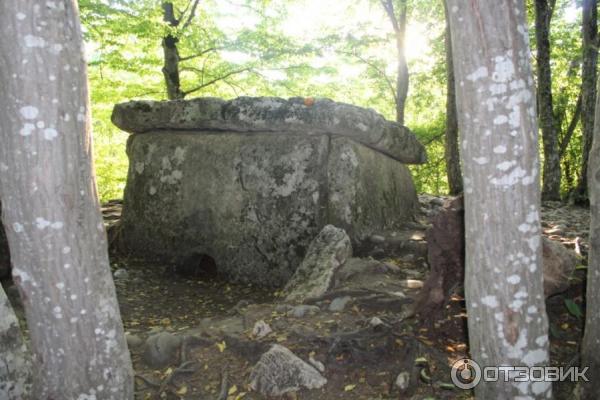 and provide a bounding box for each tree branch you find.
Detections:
[340,50,397,102]
[559,93,582,158]
[179,47,221,62]
[180,0,201,32]
[183,67,251,96]
[381,0,400,33]
[162,2,179,27]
